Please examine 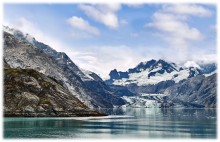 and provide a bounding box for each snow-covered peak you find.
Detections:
[80,69,95,81]
[107,59,204,86]
[80,68,103,82]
